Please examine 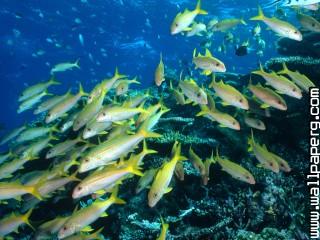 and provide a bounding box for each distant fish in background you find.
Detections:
[267,0,320,7]
[50,59,80,75]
